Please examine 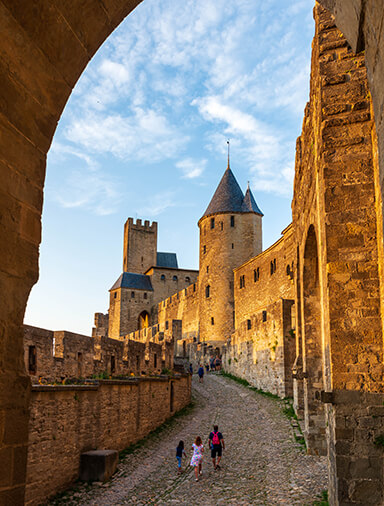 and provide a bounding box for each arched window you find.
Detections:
[160,274,166,281]
[205,285,210,298]
[210,217,215,229]
[131,291,135,298]
[173,275,178,282]
[185,276,190,283]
